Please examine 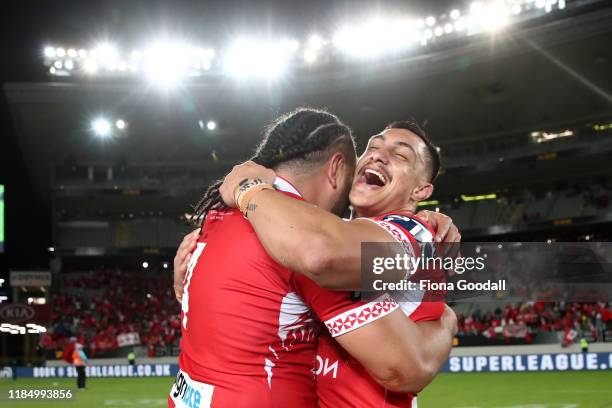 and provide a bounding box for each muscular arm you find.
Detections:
[337,304,457,393]
[246,189,394,289]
